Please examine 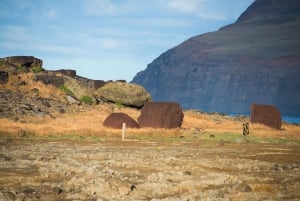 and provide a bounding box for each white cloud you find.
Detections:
[43,9,59,20]
[161,0,227,20]
[164,0,202,14]
[99,38,119,49]
[85,0,117,16]
[0,25,32,42]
